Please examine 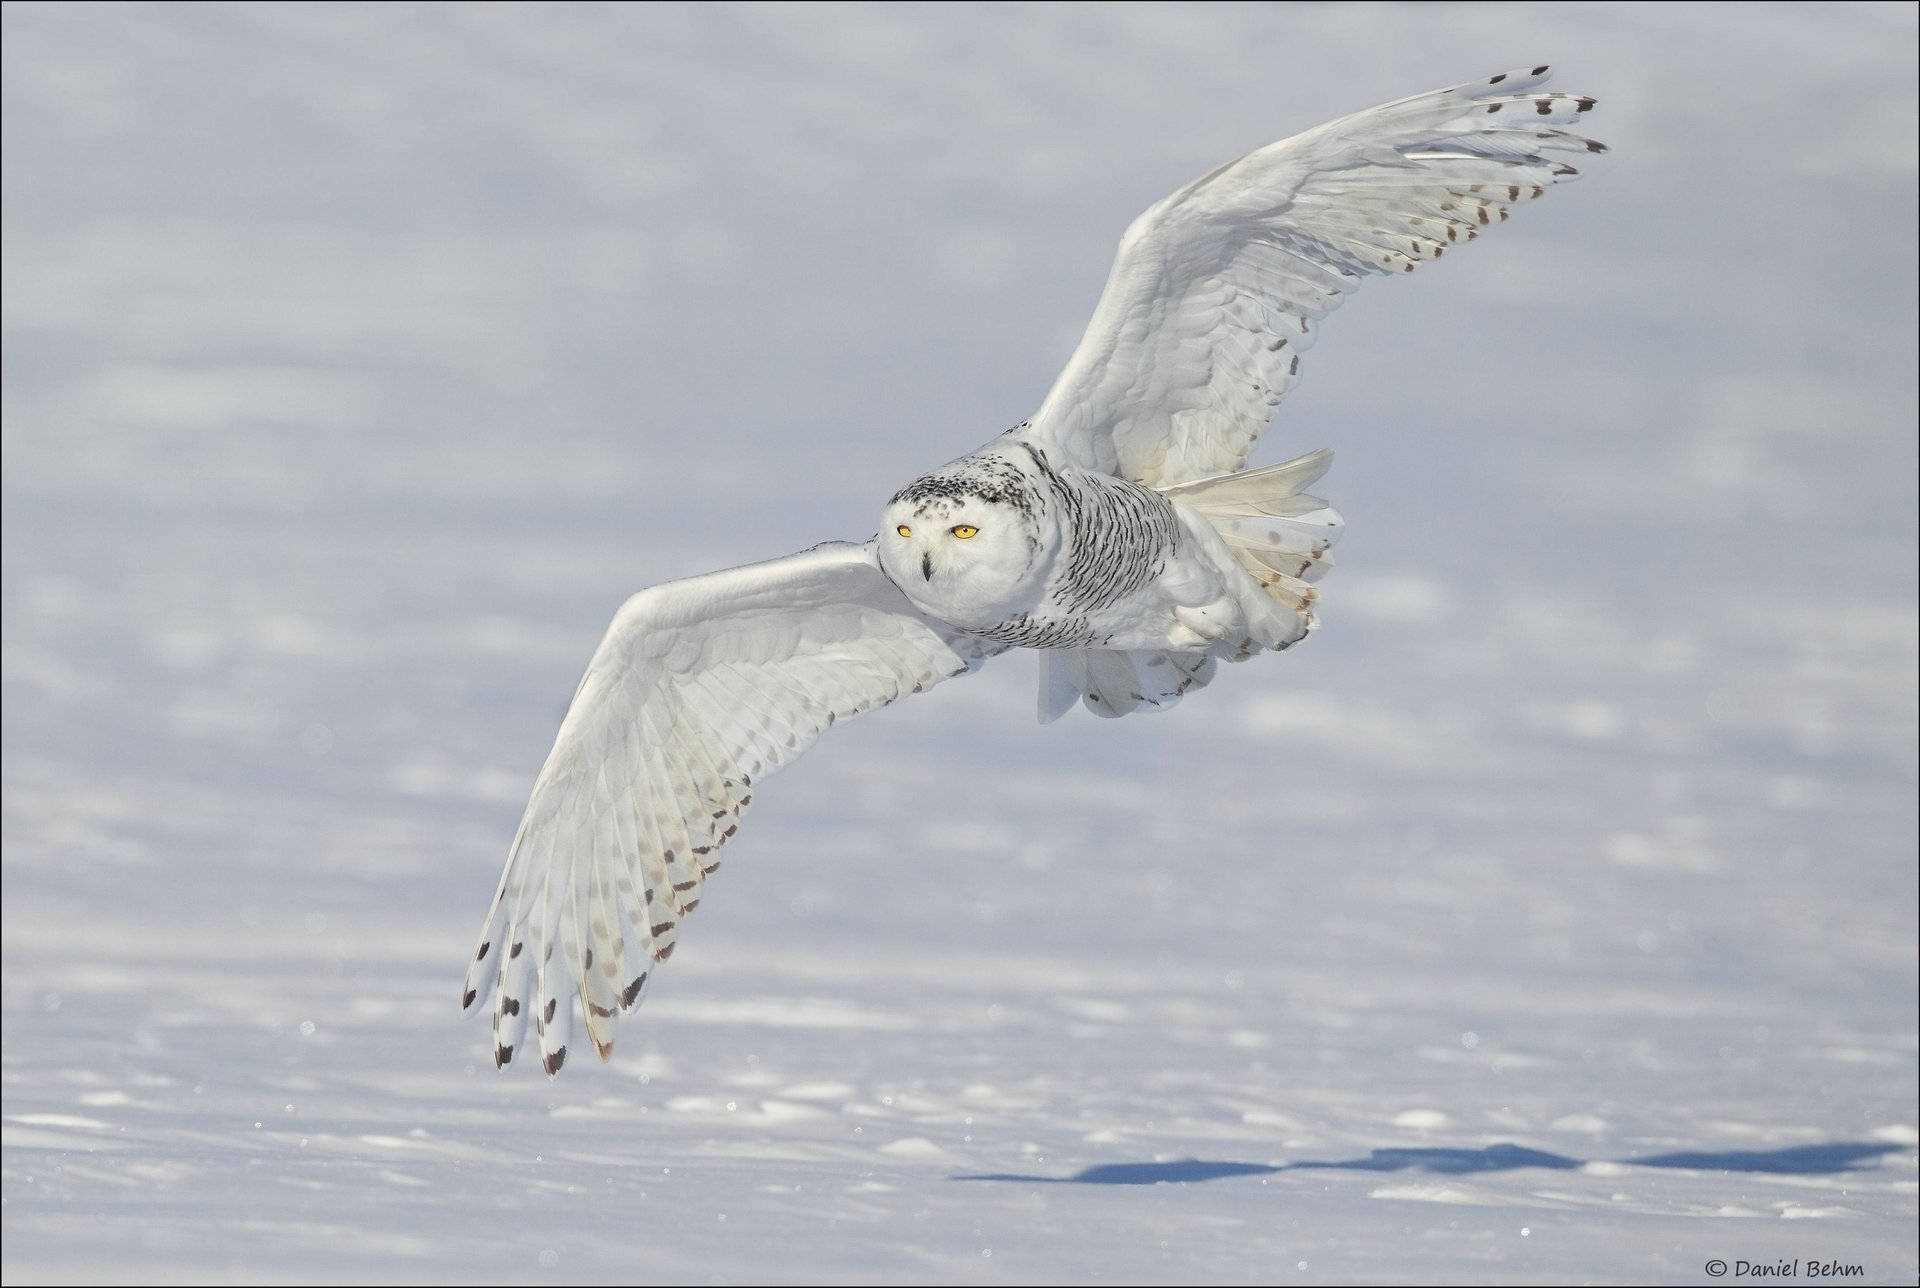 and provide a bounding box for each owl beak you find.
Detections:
[920,552,934,581]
